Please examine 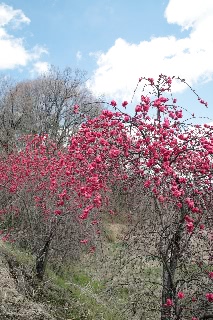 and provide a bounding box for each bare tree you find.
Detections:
[0,66,102,153]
